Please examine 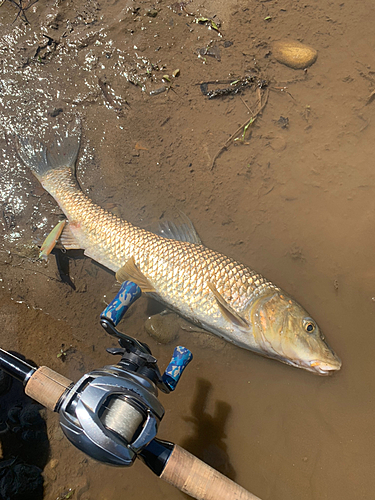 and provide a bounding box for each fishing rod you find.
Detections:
[0,281,262,500]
